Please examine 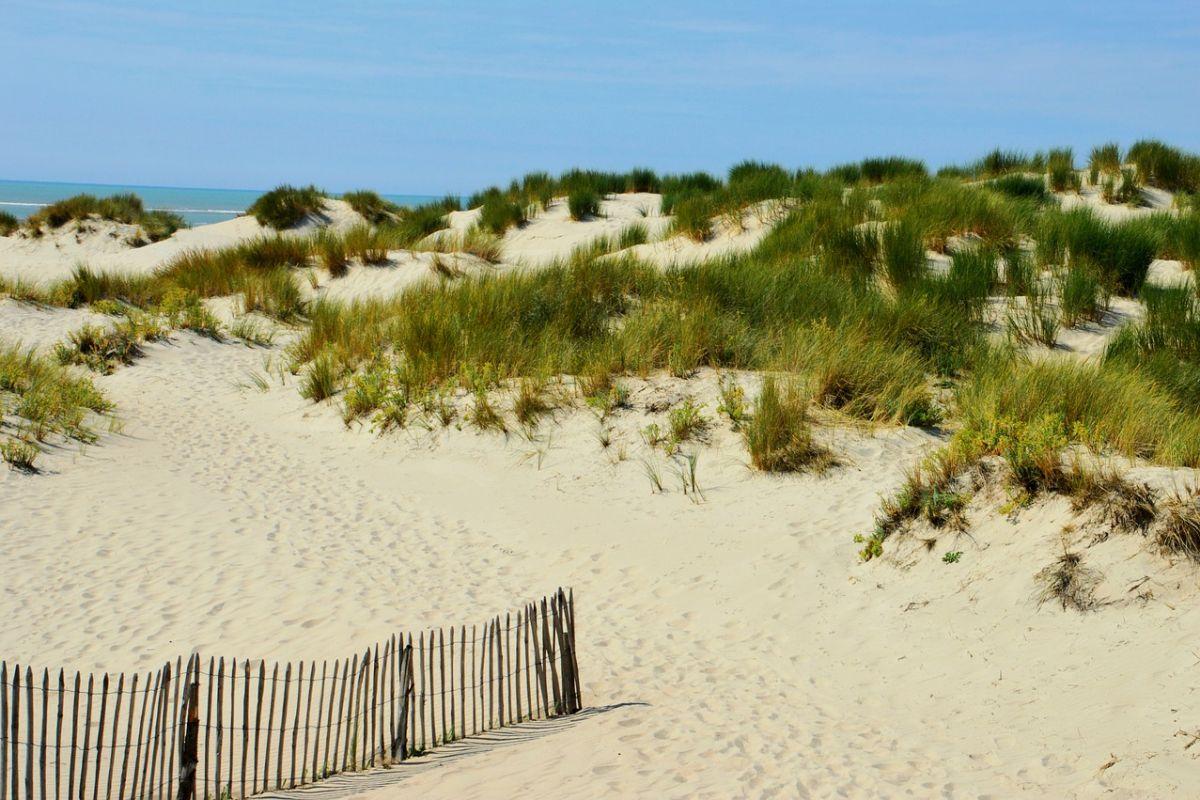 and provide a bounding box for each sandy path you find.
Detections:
[3,332,1199,797]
